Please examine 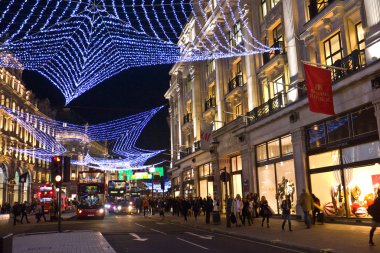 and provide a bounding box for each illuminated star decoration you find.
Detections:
[0,105,164,169]
[0,0,276,104]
